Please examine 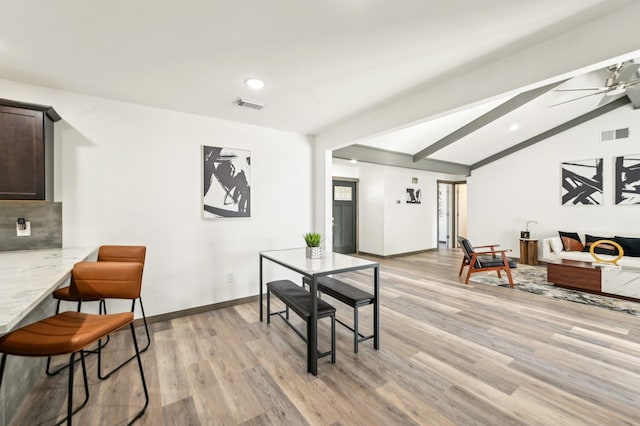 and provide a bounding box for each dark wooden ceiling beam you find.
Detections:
[333,145,469,175]
[412,81,564,162]
[470,96,631,171]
